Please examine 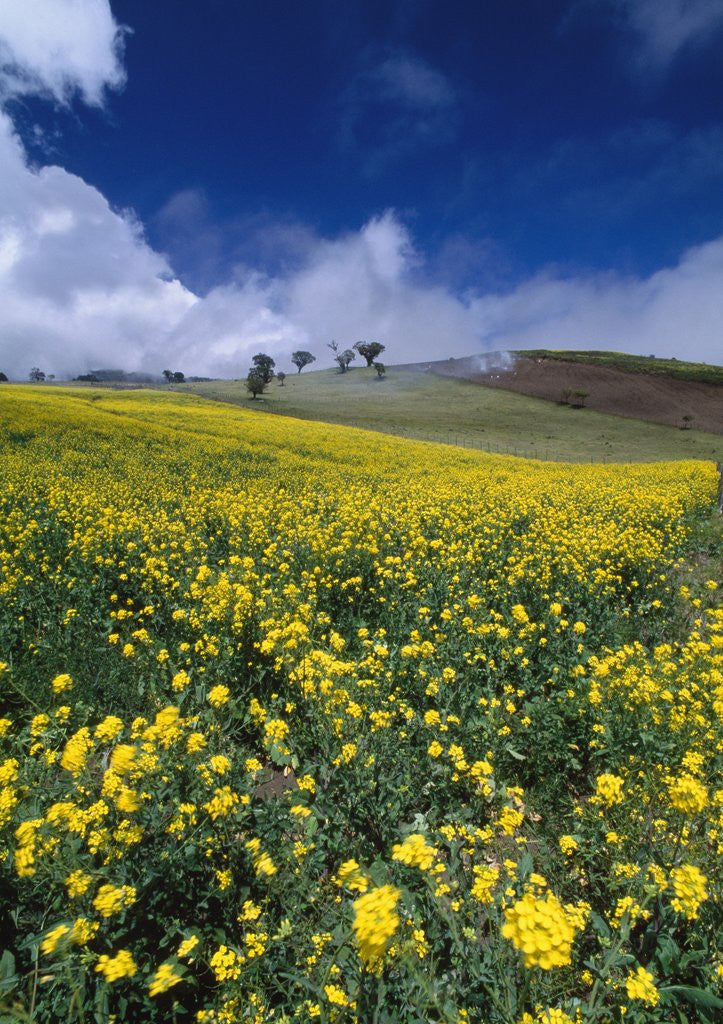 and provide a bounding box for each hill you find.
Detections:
[184,367,723,464]
[395,350,723,435]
